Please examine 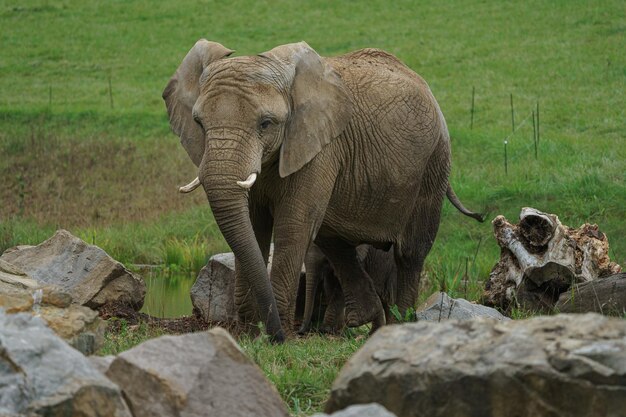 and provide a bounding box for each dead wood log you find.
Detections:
[483,208,621,313]
[556,273,626,315]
